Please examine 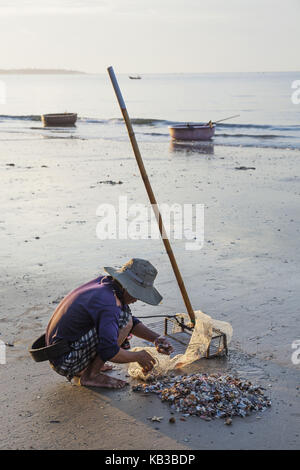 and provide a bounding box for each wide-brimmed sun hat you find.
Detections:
[104,258,163,306]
